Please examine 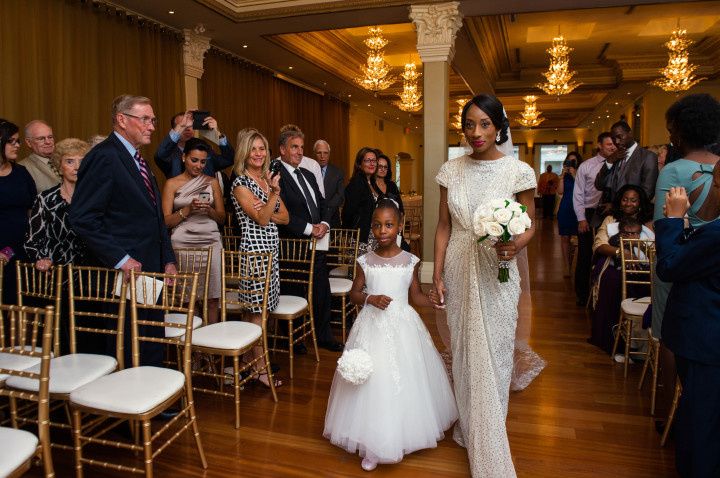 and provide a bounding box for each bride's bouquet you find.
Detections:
[472,199,532,282]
